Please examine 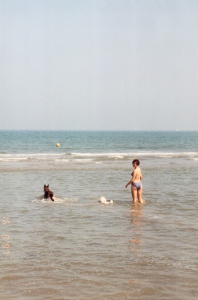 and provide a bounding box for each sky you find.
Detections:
[0,0,198,131]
